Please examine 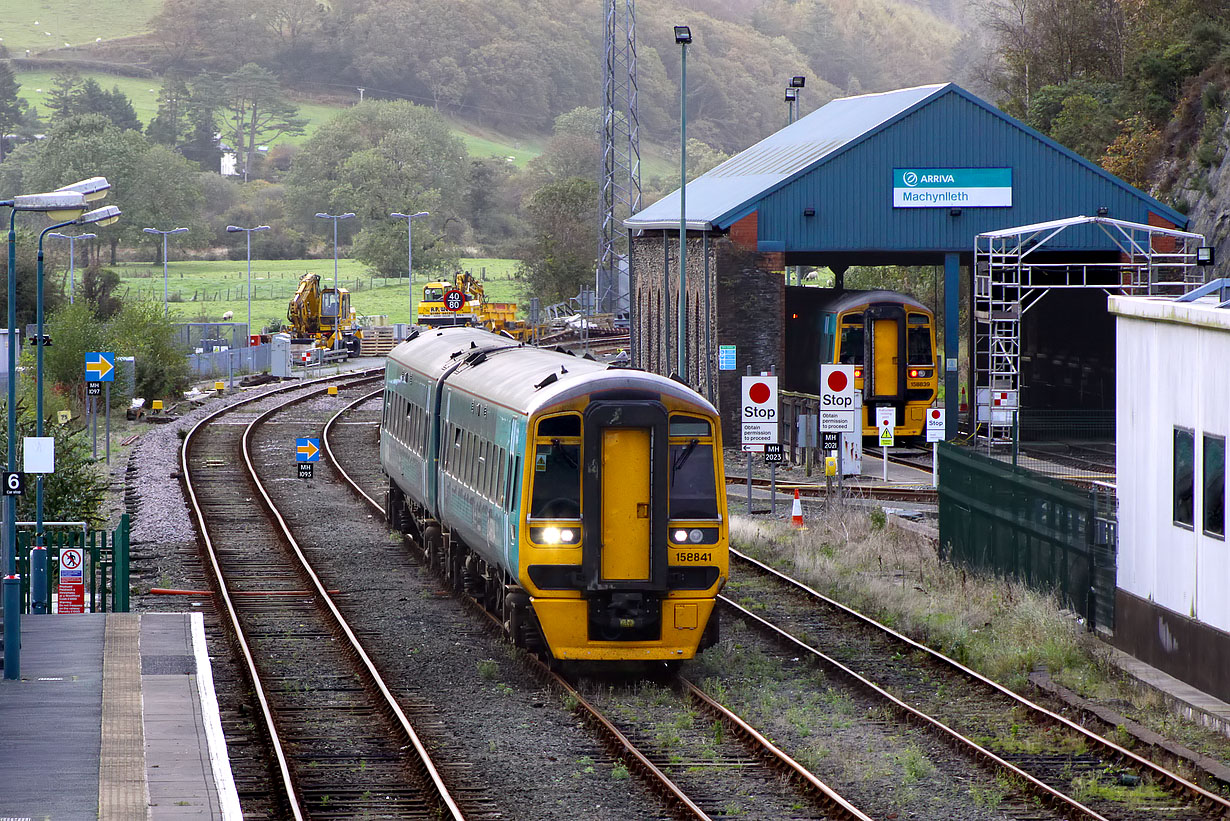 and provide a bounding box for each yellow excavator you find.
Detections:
[417,271,529,339]
[287,273,363,356]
